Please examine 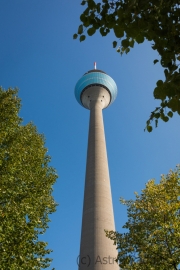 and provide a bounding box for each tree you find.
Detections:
[0,87,58,269]
[74,0,180,132]
[106,166,180,270]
